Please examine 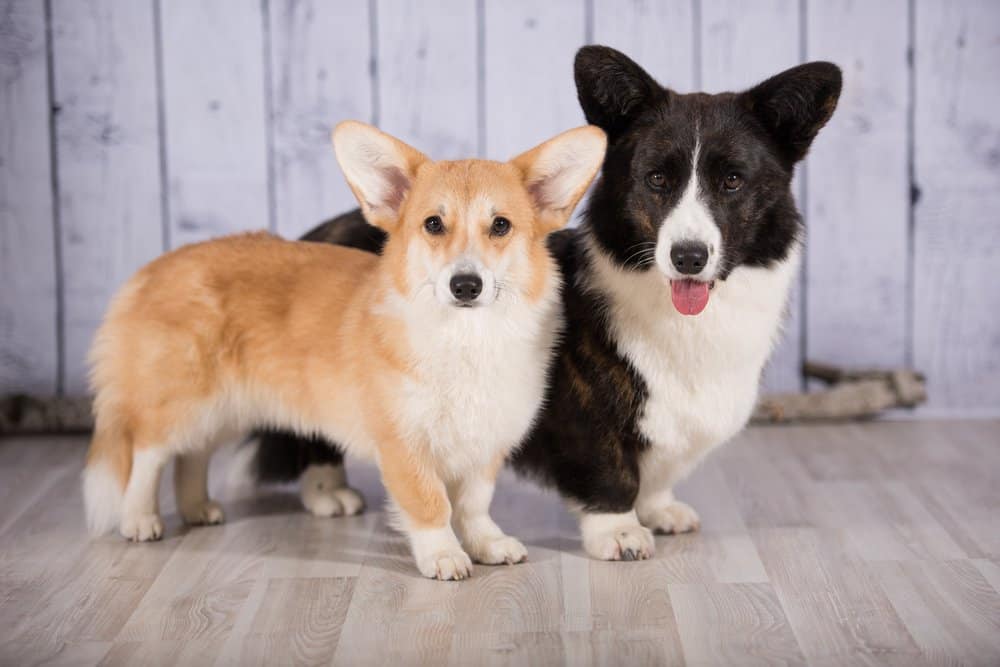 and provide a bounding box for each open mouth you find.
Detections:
[670,279,715,316]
